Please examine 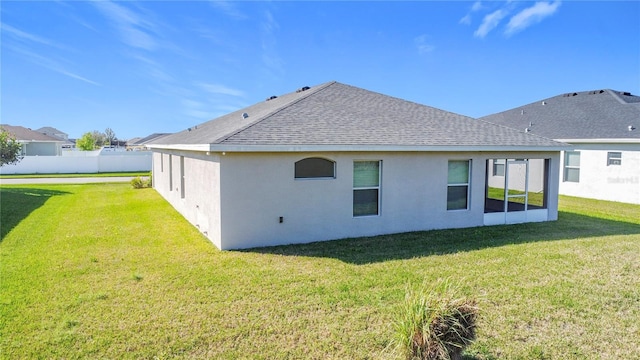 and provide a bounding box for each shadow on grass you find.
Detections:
[245,212,640,265]
[0,187,70,241]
